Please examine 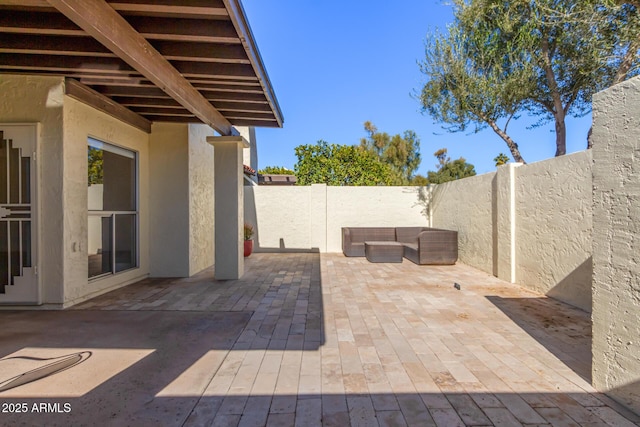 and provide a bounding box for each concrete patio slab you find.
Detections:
[0,253,638,426]
[0,310,250,426]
